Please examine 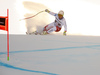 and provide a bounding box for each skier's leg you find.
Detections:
[55,26,61,32]
[47,26,56,34]
[43,25,48,31]
[46,26,61,34]
[43,23,54,31]
[43,22,57,34]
